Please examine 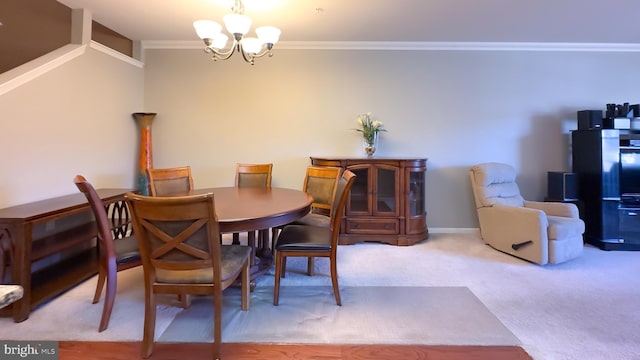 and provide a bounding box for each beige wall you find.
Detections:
[143,47,640,229]
[2,44,640,229]
[0,46,144,207]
